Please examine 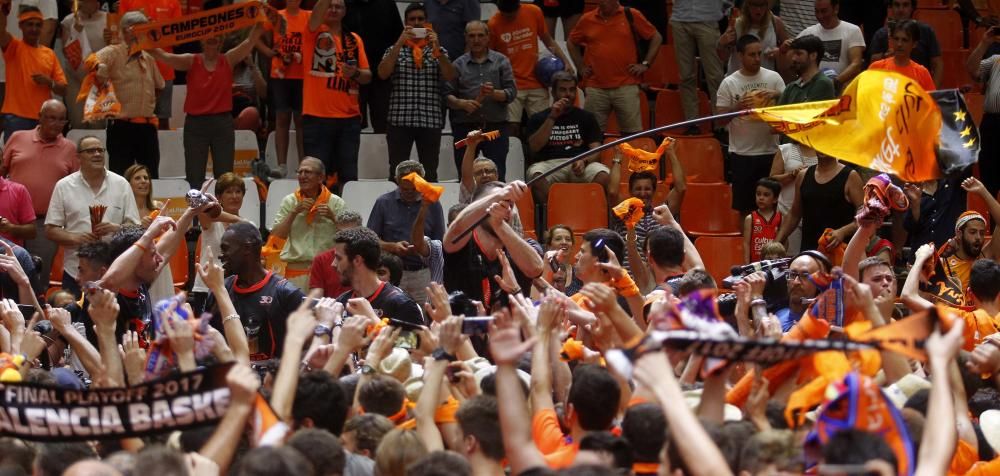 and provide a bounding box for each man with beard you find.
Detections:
[935,177,1000,292]
[332,227,422,326]
[207,222,304,361]
[774,250,830,333]
[443,180,543,310]
[778,34,836,106]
